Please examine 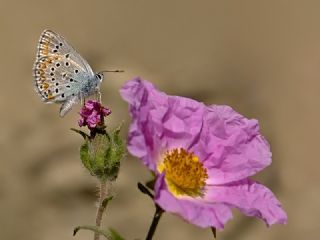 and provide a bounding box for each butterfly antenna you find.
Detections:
[99,69,124,73]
